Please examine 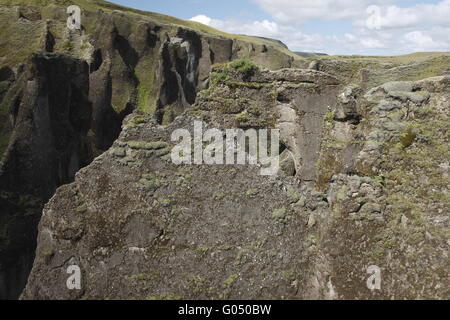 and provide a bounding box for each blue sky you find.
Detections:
[108,0,450,55]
